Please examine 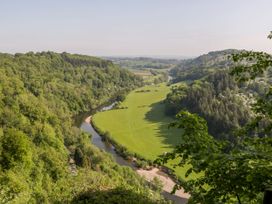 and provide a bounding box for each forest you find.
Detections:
[158,47,272,203]
[166,50,272,138]
[170,49,239,82]
[0,49,271,204]
[165,71,252,140]
[1,1,271,203]
[106,57,180,70]
[0,52,168,203]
